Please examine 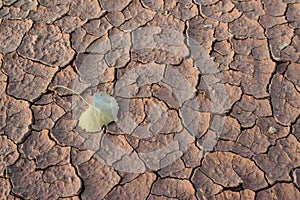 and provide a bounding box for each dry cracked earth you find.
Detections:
[0,0,300,199]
